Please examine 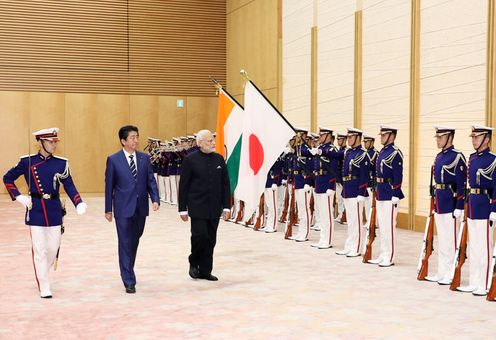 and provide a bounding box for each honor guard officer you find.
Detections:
[3,128,87,298]
[335,133,347,223]
[425,126,467,285]
[363,134,378,230]
[309,127,343,248]
[457,125,496,296]
[368,125,404,267]
[335,128,369,257]
[288,128,313,242]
